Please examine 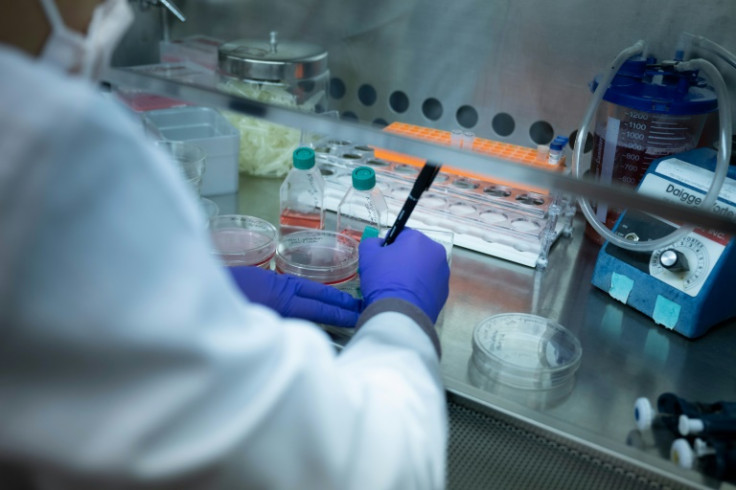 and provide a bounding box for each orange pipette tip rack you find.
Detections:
[373,122,565,195]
